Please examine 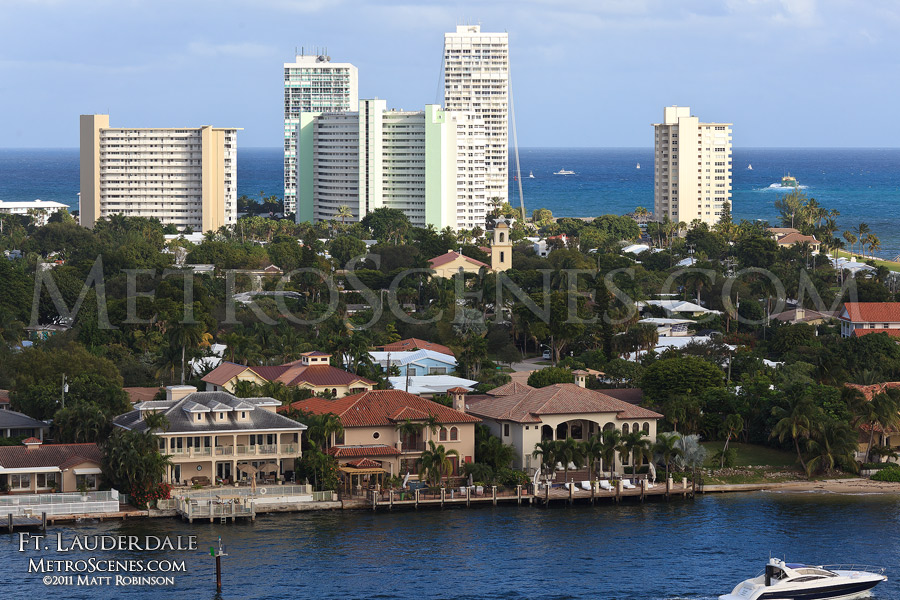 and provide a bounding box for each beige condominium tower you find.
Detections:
[79,115,239,232]
[653,106,732,227]
[444,25,509,208]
